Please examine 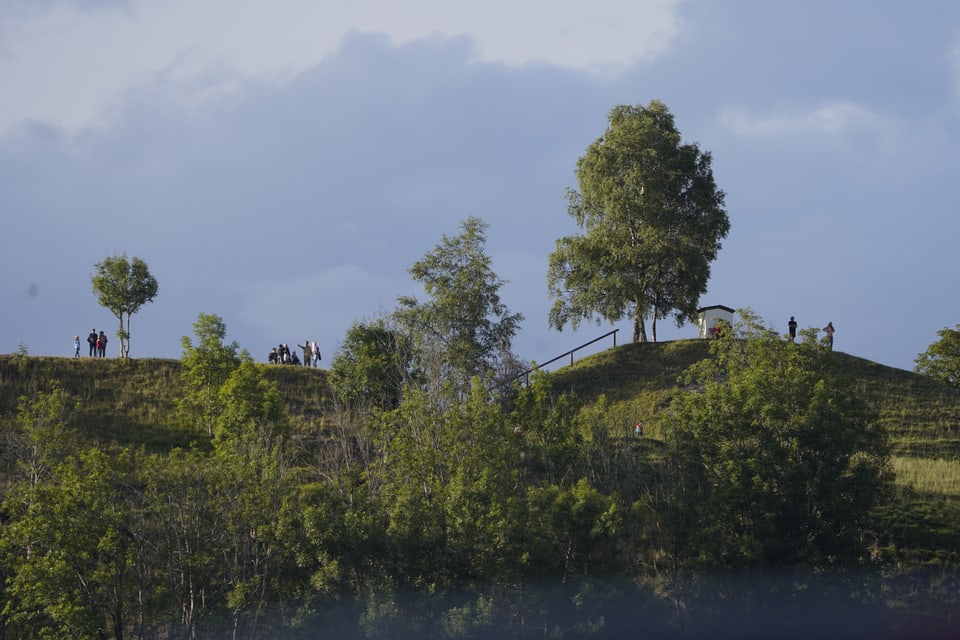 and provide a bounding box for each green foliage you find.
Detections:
[396,216,524,394]
[5,384,78,489]
[915,324,960,389]
[91,253,159,358]
[661,310,891,569]
[548,100,729,343]
[179,312,241,437]
[1,448,141,639]
[213,359,288,448]
[1,321,959,637]
[329,317,414,411]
